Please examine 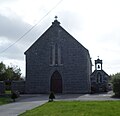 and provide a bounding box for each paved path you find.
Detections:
[0,100,47,116]
[0,95,48,116]
[0,92,120,116]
